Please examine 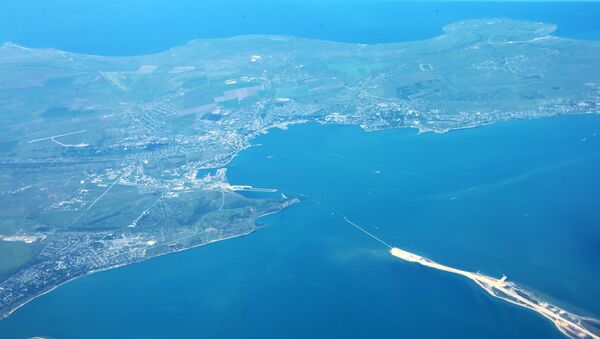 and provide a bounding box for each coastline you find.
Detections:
[1,113,597,321]
[1,9,600,338]
[0,197,299,320]
[1,114,599,337]
[0,225,260,320]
